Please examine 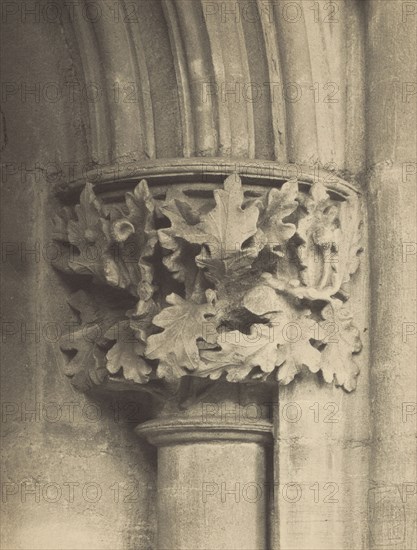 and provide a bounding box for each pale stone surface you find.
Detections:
[0,11,156,550]
[155,441,268,550]
[1,1,416,549]
[136,384,273,550]
[366,3,417,549]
